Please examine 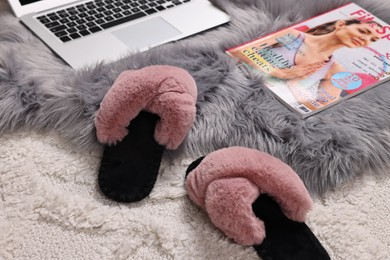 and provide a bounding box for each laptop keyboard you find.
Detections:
[36,0,191,43]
